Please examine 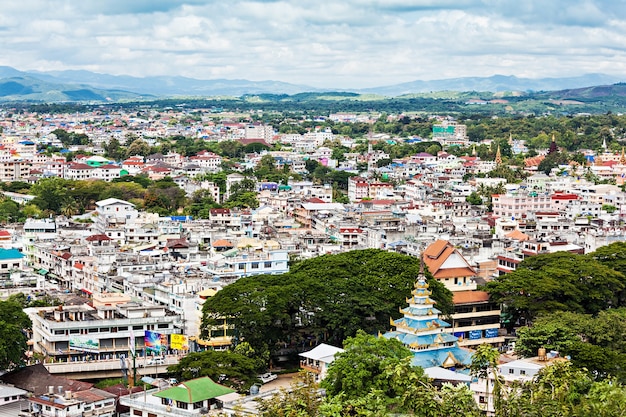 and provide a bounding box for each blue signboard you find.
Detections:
[485,328,499,338]
[469,330,482,340]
